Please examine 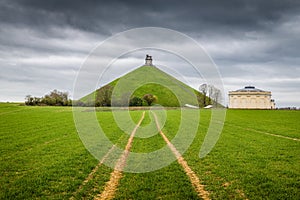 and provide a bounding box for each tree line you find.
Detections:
[25,84,221,107]
[25,88,158,107]
[25,90,72,106]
